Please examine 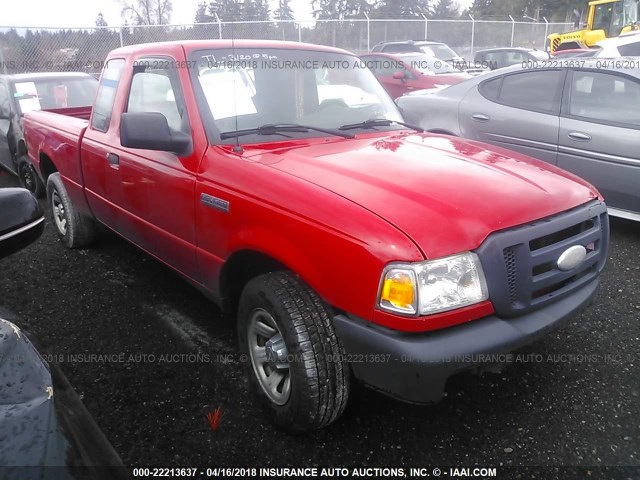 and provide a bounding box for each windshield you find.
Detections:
[191,48,402,144]
[399,54,460,74]
[418,43,458,60]
[12,77,98,114]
